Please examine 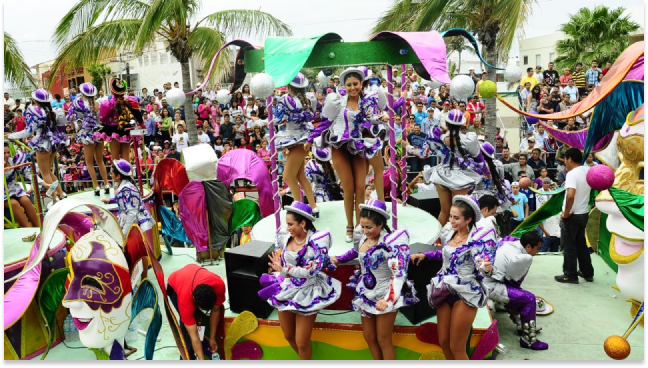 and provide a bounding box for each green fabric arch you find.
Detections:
[608,186,644,232]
